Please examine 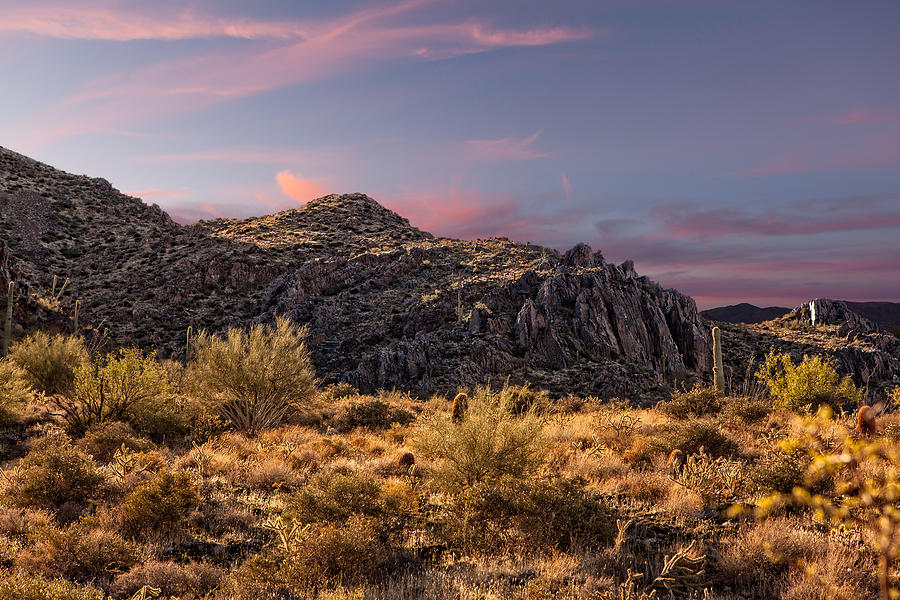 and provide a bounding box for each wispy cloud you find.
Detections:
[19,3,591,146]
[463,131,549,162]
[561,173,572,198]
